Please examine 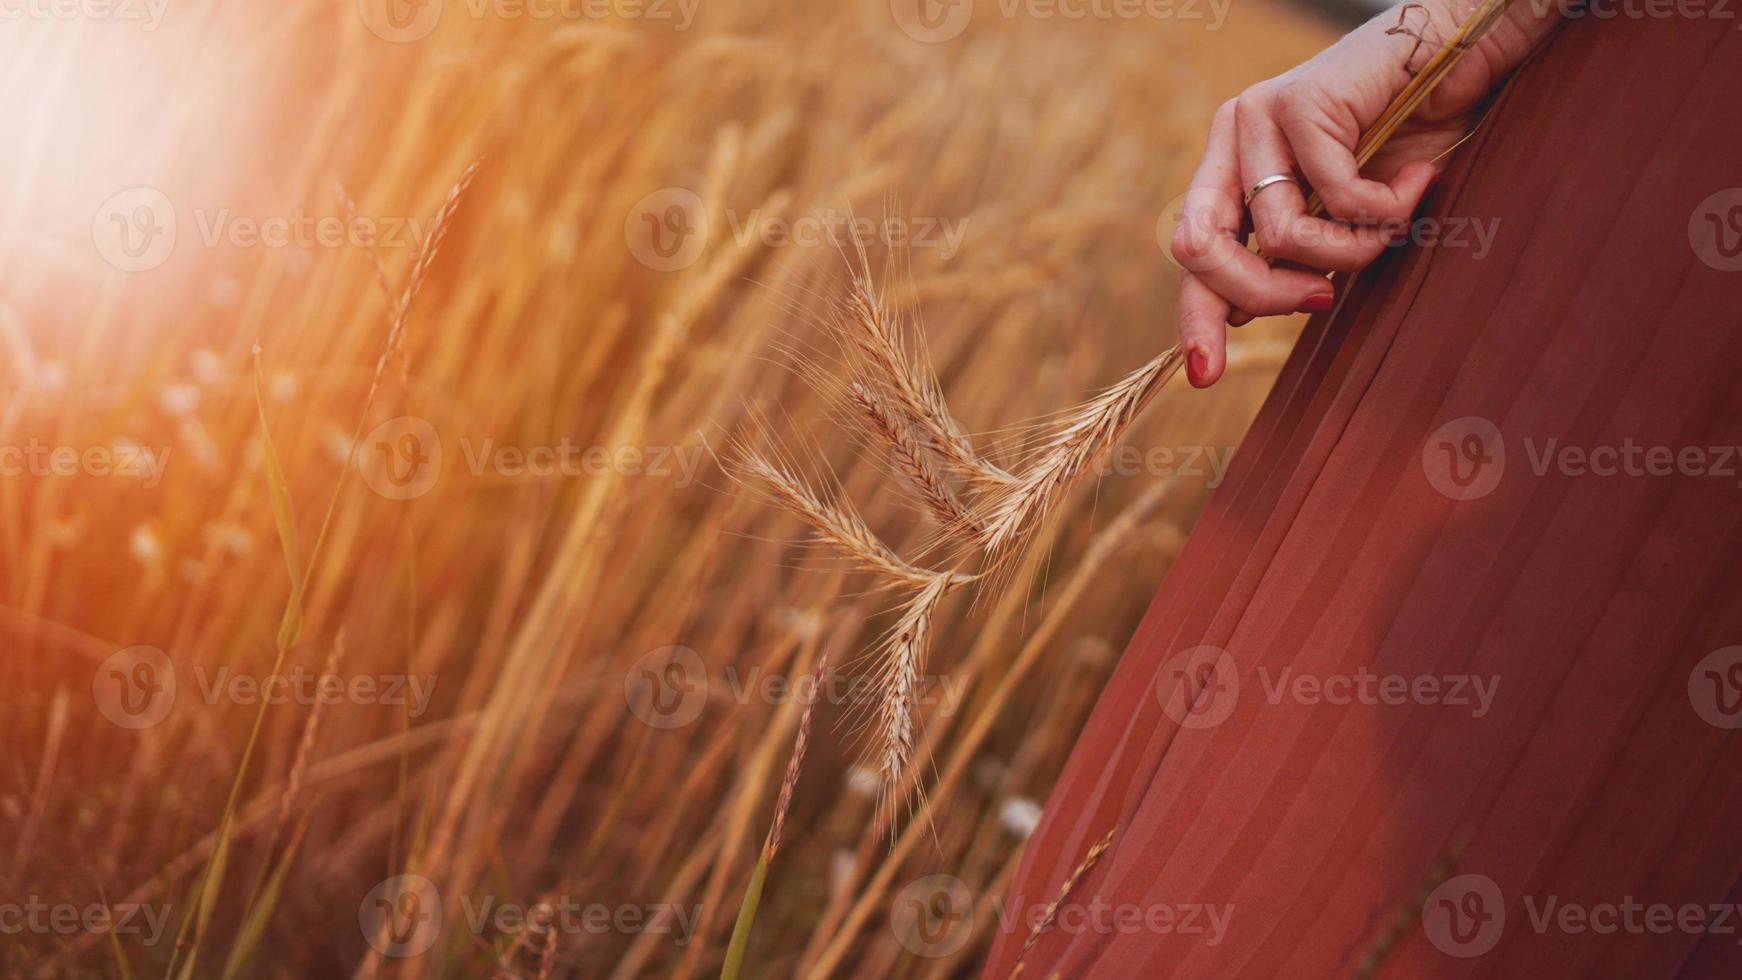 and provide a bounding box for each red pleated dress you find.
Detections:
[984,13,1742,979]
